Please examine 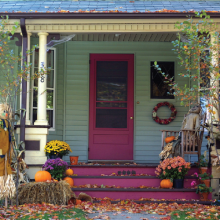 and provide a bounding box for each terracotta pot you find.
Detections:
[199,167,208,174]
[199,192,209,201]
[70,156,79,165]
[200,179,210,187]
